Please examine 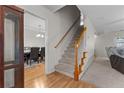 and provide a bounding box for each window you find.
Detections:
[116,37,124,47]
